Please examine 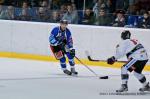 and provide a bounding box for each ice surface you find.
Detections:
[0,58,150,99]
